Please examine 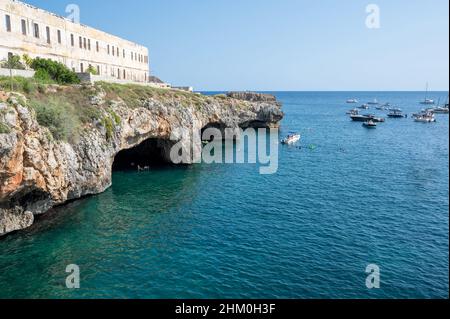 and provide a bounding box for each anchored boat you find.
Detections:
[351,114,385,122]
[419,83,435,105]
[362,120,377,128]
[387,109,407,118]
[281,133,301,145]
[433,107,449,114]
[415,116,436,123]
[346,108,359,115]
